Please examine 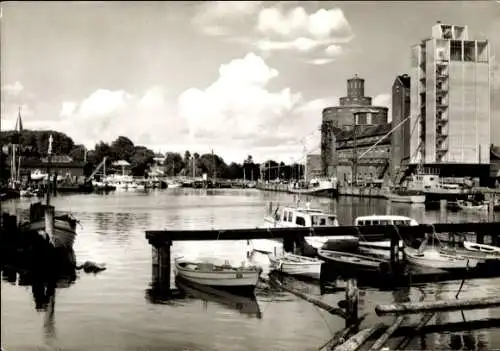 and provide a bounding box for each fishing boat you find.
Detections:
[175,276,261,315]
[267,253,323,278]
[317,249,387,275]
[354,215,416,259]
[288,177,338,197]
[385,188,426,204]
[456,200,488,212]
[19,135,78,249]
[174,258,261,293]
